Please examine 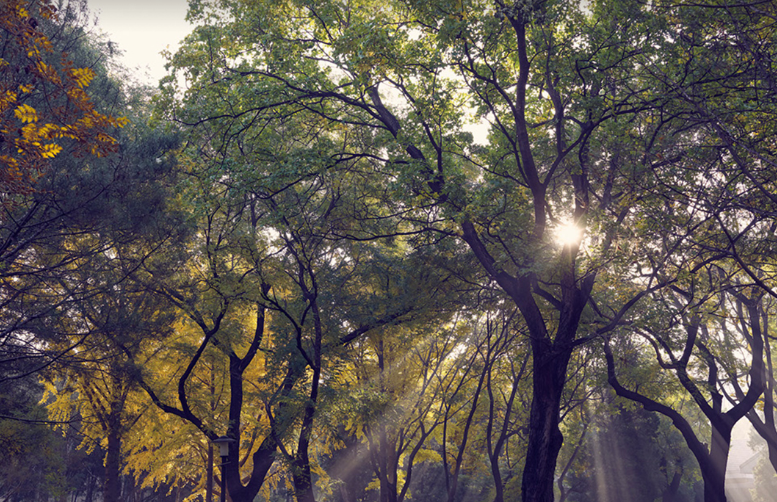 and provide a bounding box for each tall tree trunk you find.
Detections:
[703,424,731,502]
[104,419,122,502]
[206,444,214,502]
[221,304,281,502]
[290,290,324,502]
[291,381,319,502]
[521,345,573,502]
